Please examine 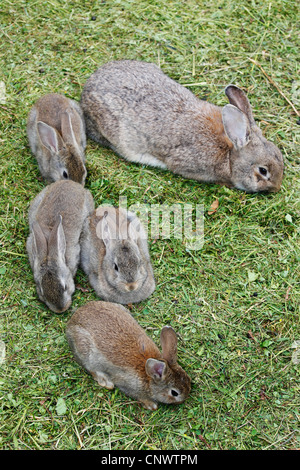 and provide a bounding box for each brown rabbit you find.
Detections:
[81,60,284,193]
[27,93,87,185]
[66,301,191,410]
